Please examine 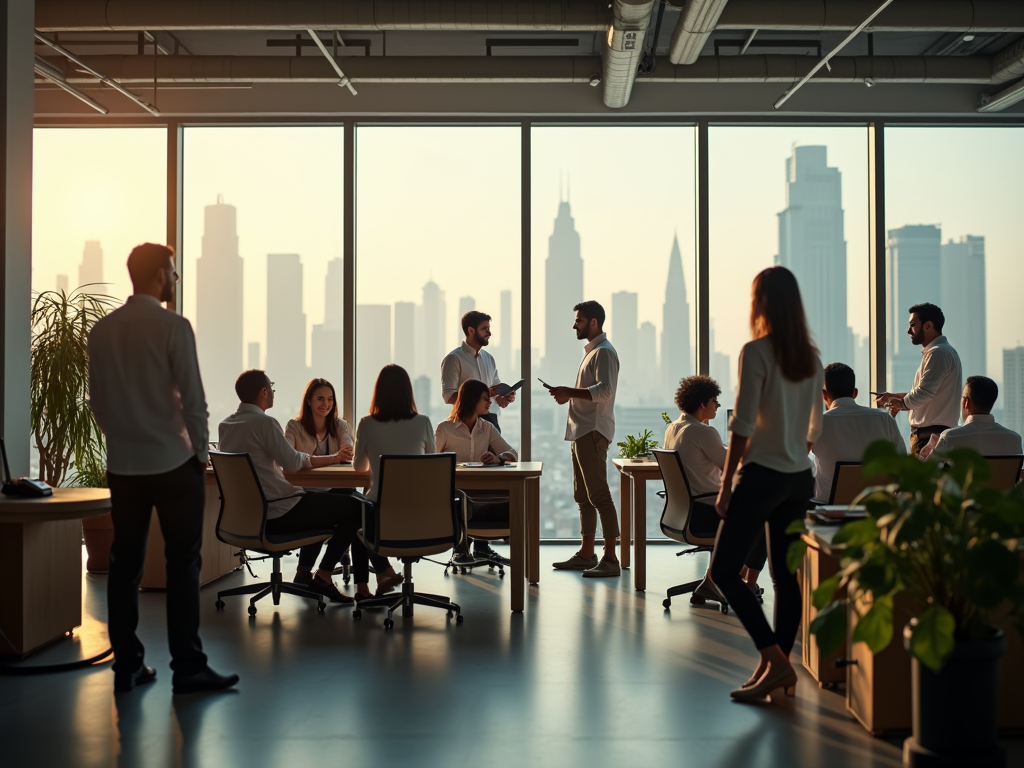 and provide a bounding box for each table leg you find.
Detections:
[527,476,540,585]
[633,476,646,592]
[619,471,631,569]
[510,481,525,612]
